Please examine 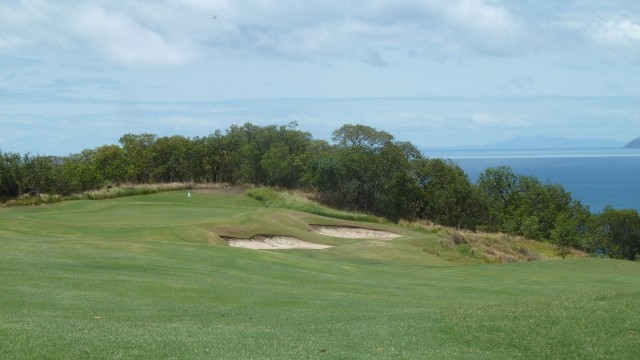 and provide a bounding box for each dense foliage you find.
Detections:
[1,122,638,260]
